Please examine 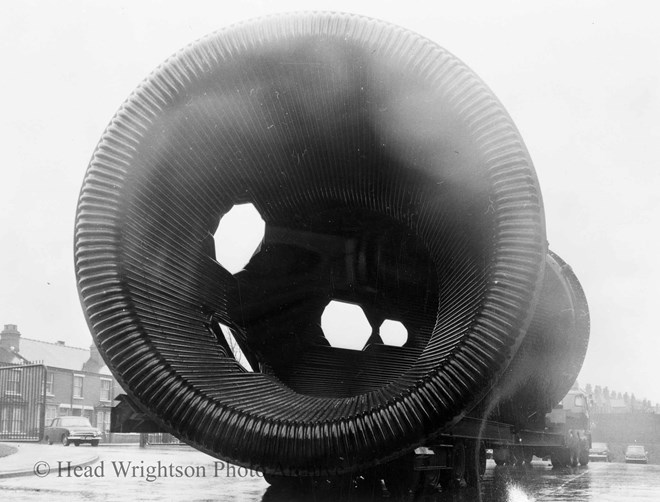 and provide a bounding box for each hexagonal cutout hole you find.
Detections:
[218,323,254,372]
[379,320,408,347]
[321,301,372,350]
[213,203,265,274]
